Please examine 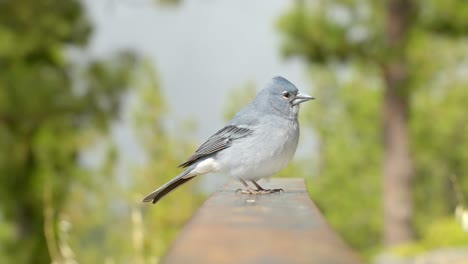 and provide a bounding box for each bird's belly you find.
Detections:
[238,150,293,180]
[217,120,299,180]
